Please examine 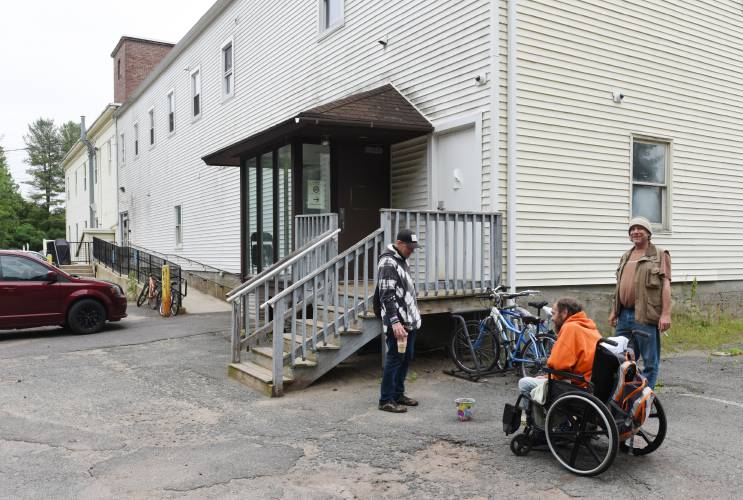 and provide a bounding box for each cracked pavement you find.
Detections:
[1,306,742,499]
